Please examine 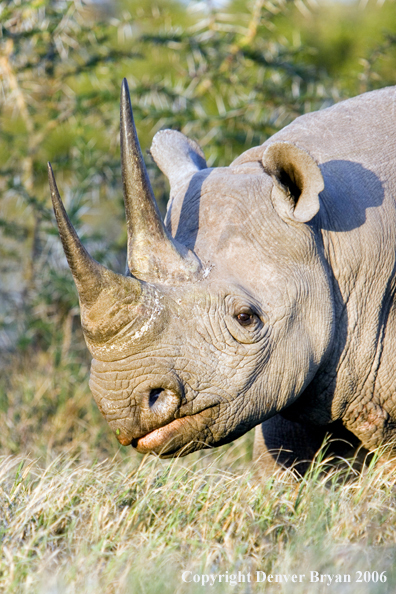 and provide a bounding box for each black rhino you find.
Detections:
[48,80,396,473]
